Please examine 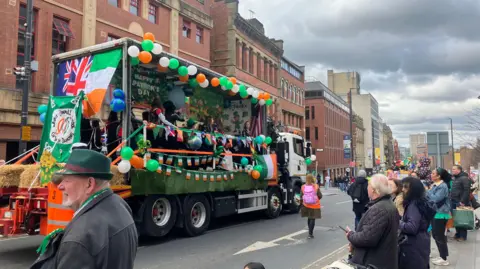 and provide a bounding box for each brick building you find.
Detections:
[305,81,350,179]
[210,0,304,132]
[0,0,213,160]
